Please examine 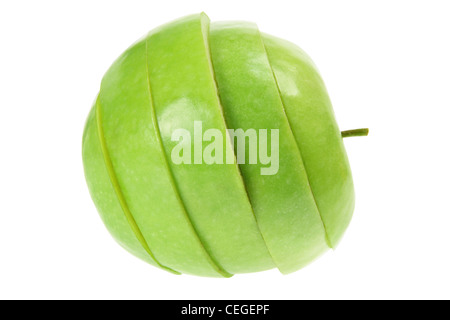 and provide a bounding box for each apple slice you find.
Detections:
[83,105,178,272]
[262,34,355,247]
[96,30,244,277]
[146,13,275,274]
[209,22,329,274]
